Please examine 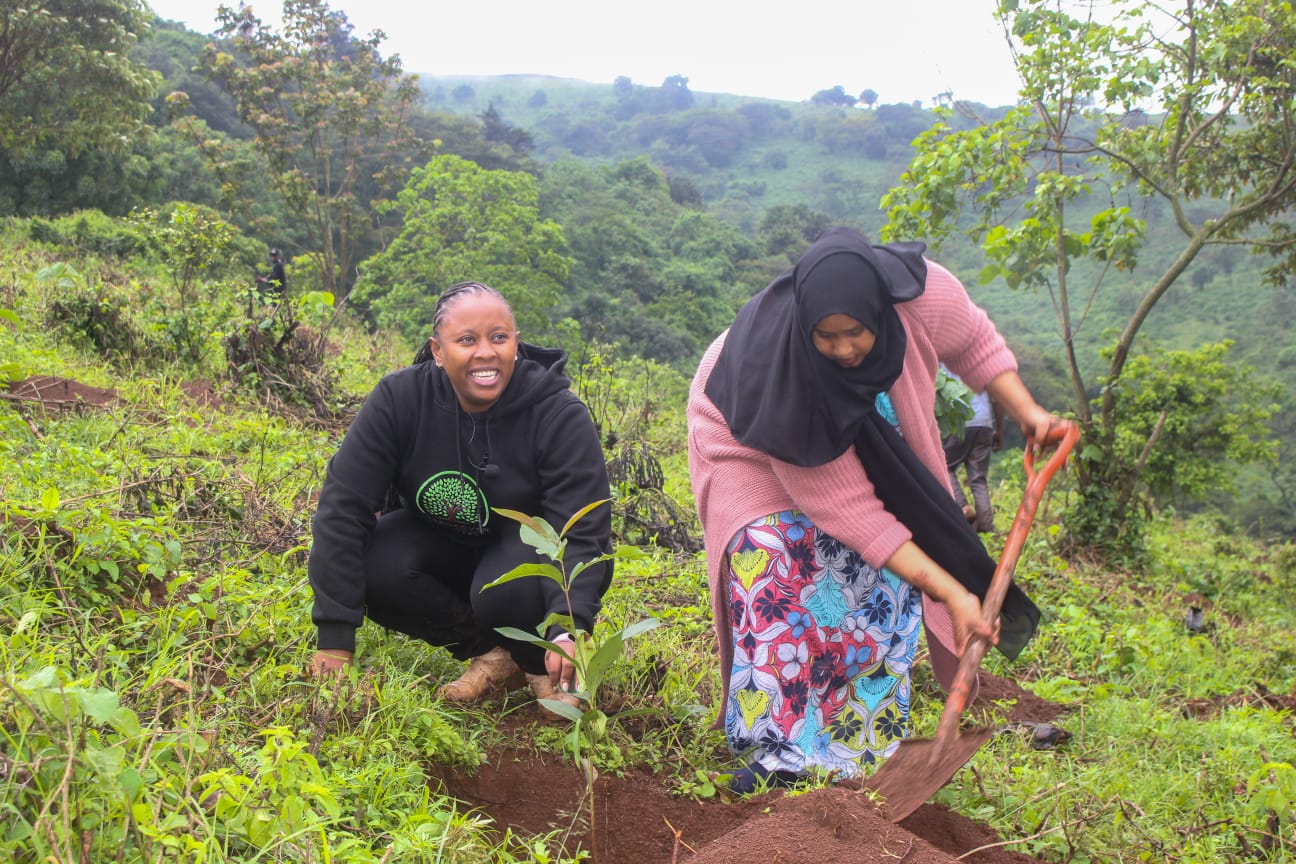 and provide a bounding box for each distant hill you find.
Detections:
[418,74,945,232]
[415,74,1282,371]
